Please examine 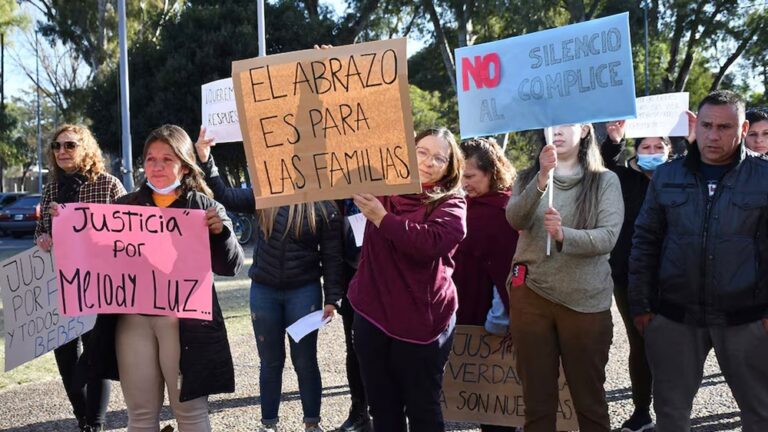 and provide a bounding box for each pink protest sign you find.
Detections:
[52,203,213,320]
